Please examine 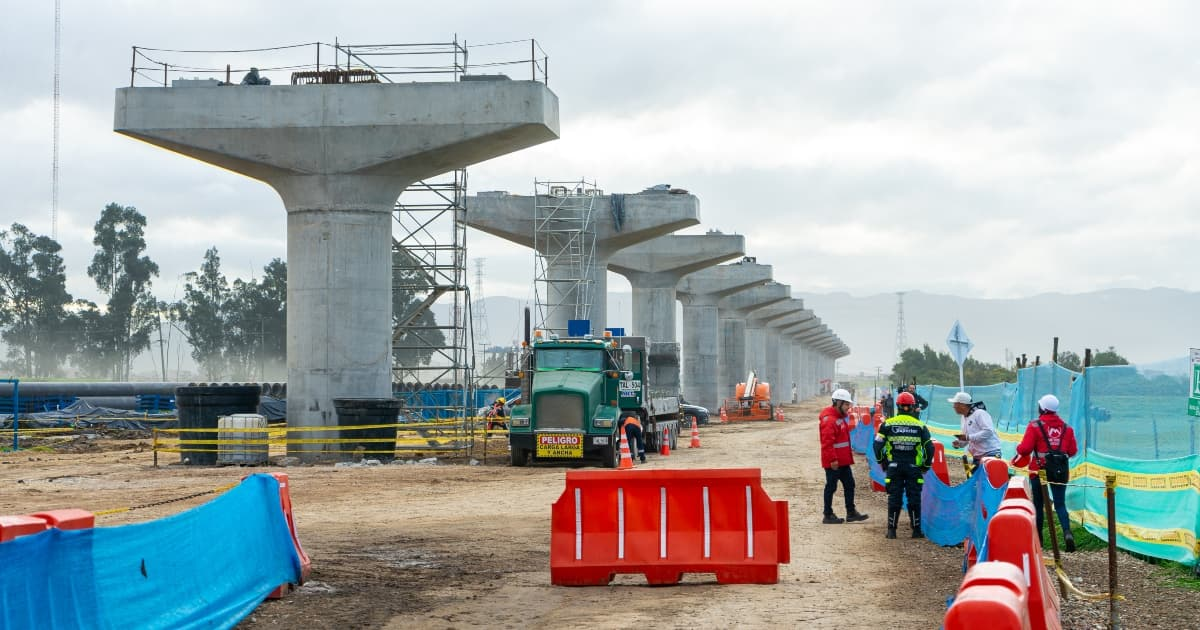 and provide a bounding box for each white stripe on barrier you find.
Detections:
[618,487,625,560]
[703,486,711,559]
[1022,552,1030,586]
[660,486,668,558]
[574,488,582,561]
[745,485,754,558]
